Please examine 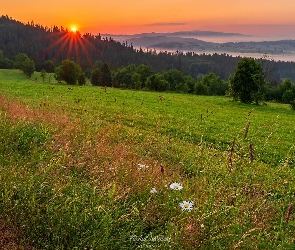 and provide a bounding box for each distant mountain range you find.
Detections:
[103,30,248,38]
[102,31,295,61]
[102,30,248,48]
